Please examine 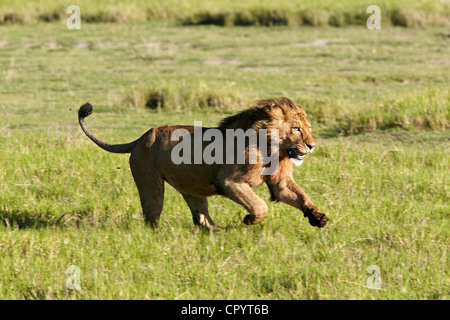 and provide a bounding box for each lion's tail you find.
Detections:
[78,103,139,154]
